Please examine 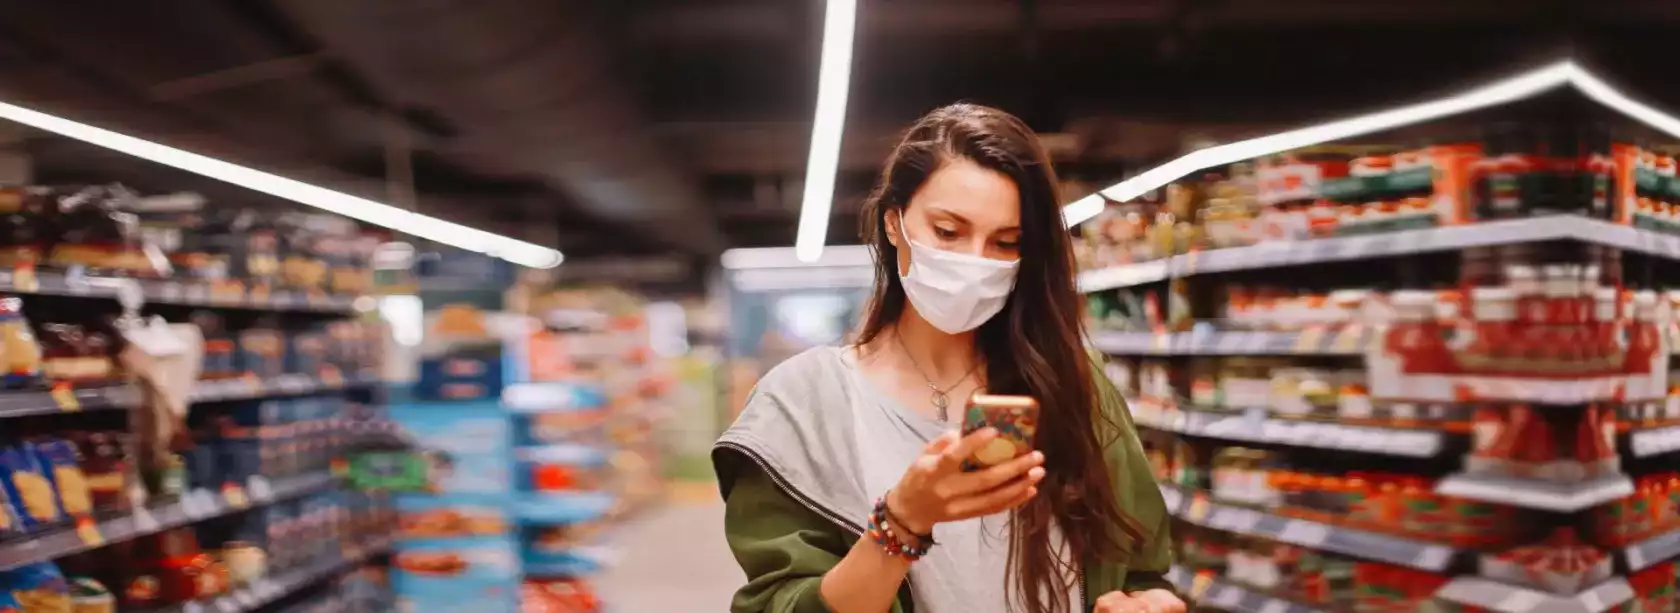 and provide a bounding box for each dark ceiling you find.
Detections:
[0,0,1675,283]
